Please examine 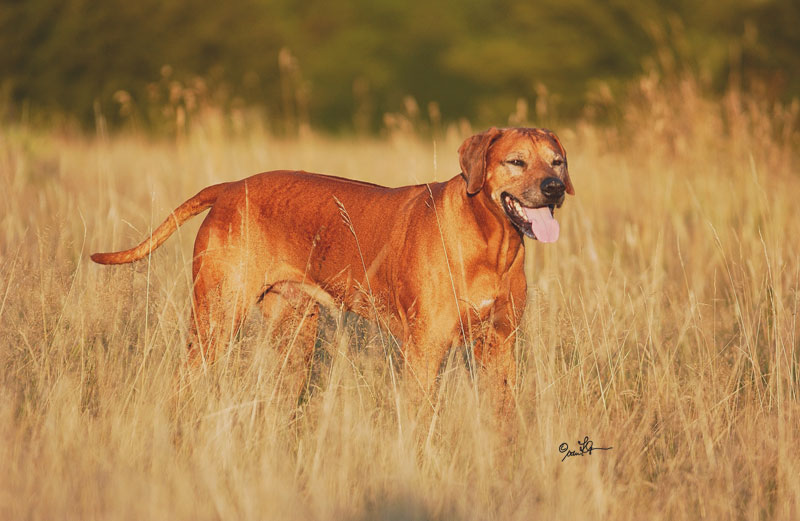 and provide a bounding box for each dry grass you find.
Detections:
[1,78,799,520]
